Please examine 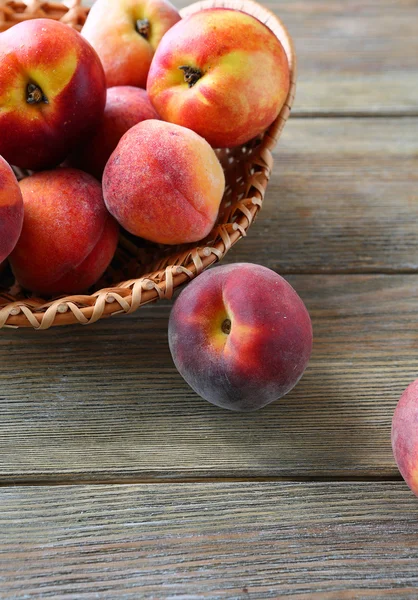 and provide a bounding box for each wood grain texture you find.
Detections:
[230,117,418,273]
[173,0,418,116]
[1,482,418,599]
[0,274,416,482]
[1,1,417,596]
